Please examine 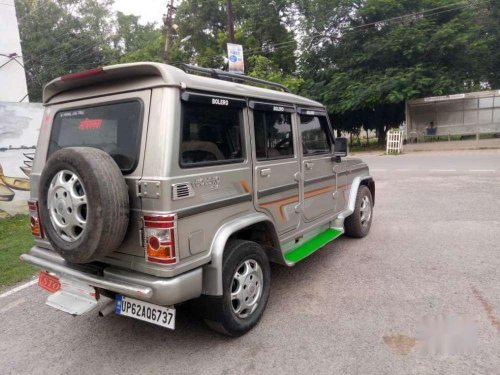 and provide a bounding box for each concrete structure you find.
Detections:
[0,0,29,102]
[0,101,43,217]
[406,90,500,142]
